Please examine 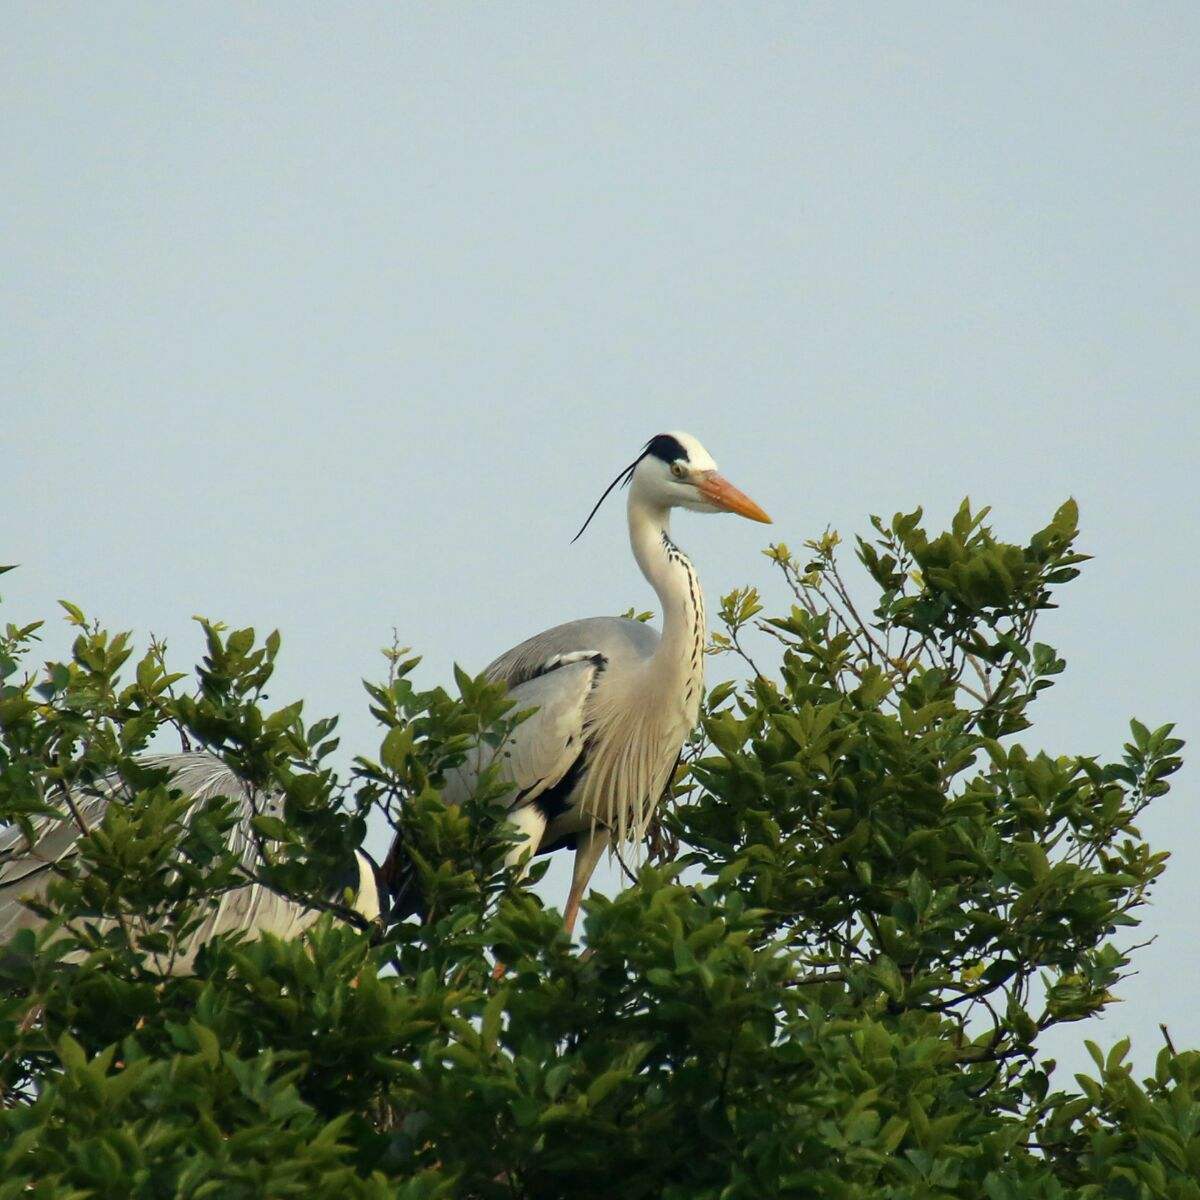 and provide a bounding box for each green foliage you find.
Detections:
[0,501,1194,1198]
